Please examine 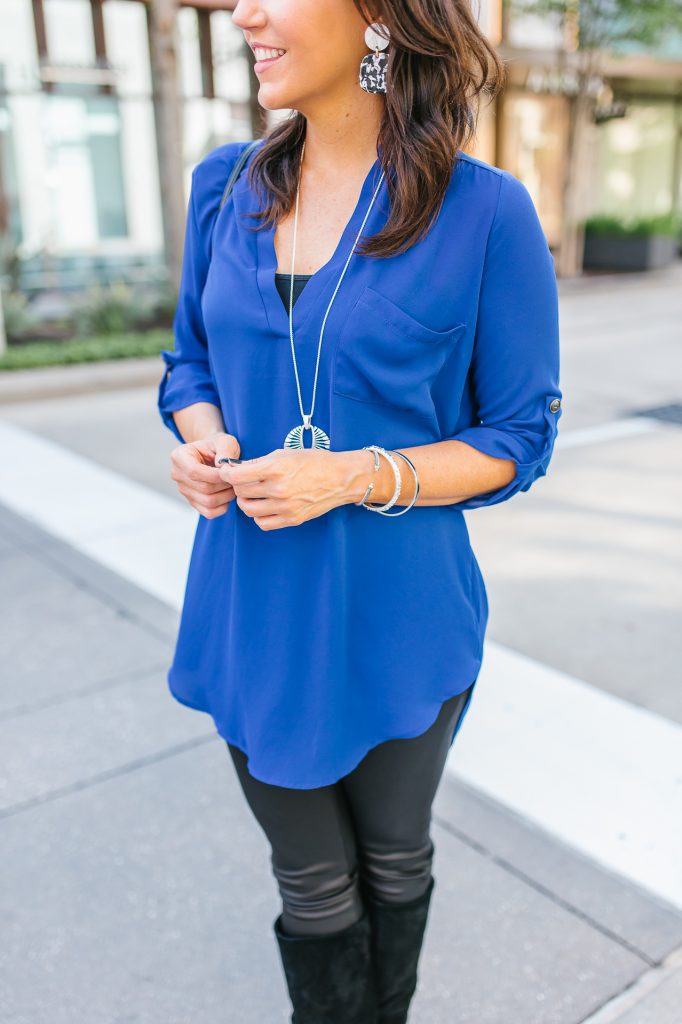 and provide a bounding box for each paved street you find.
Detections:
[1,262,681,1023]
